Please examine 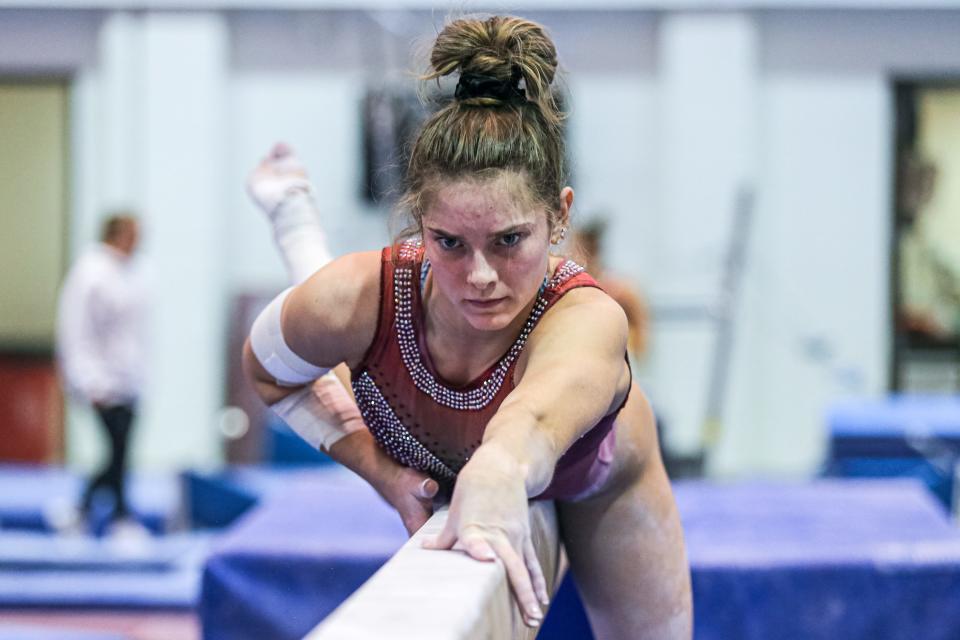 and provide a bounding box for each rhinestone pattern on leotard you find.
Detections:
[352,371,458,481]
[352,240,586,479]
[391,240,585,411]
